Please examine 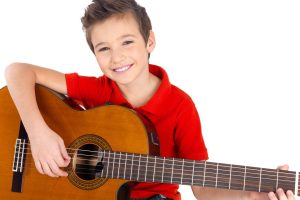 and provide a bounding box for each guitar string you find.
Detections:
[12,143,298,178]
[14,150,297,180]
[12,145,296,180]
[5,160,297,186]
[1,168,291,192]
[9,154,296,183]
